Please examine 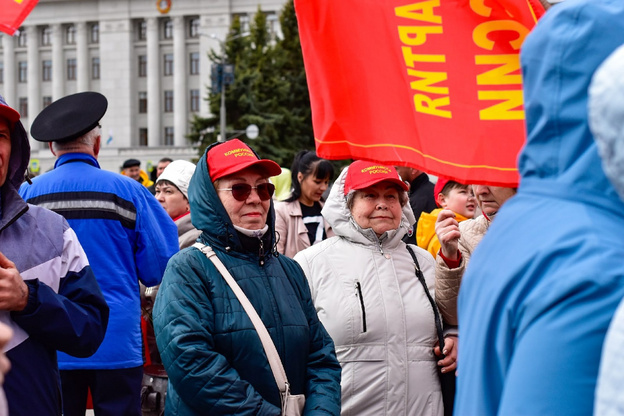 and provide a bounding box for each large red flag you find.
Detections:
[0,0,39,36]
[295,0,545,186]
